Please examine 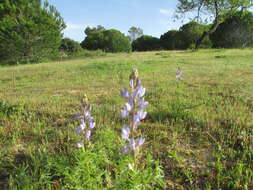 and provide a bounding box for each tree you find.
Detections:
[132,35,160,51]
[102,29,132,52]
[210,10,253,48]
[176,0,253,49]
[160,30,181,50]
[178,21,212,49]
[84,25,105,36]
[0,0,65,64]
[81,29,131,53]
[59,38,82,55]
[128,26,143,43]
